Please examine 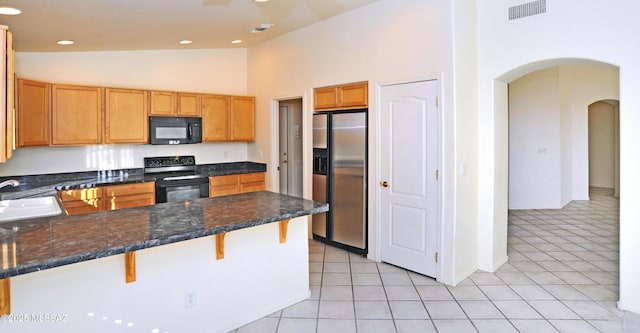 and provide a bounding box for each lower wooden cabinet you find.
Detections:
[209,172,265,198]
[103,182,155,211]
[59,182,155,216]
[58,187,103,215]
[239,172,266,193]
